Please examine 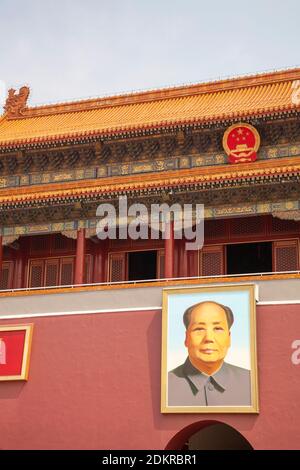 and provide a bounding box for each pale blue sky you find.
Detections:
[0,0,300,109]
